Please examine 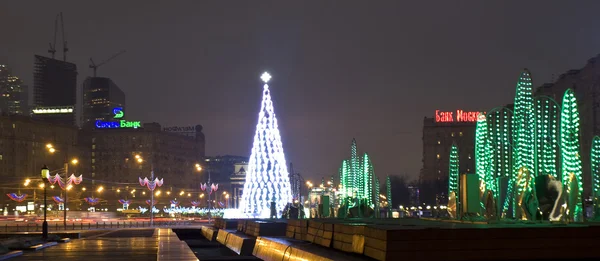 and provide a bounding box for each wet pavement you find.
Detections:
[11,228,197,261]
